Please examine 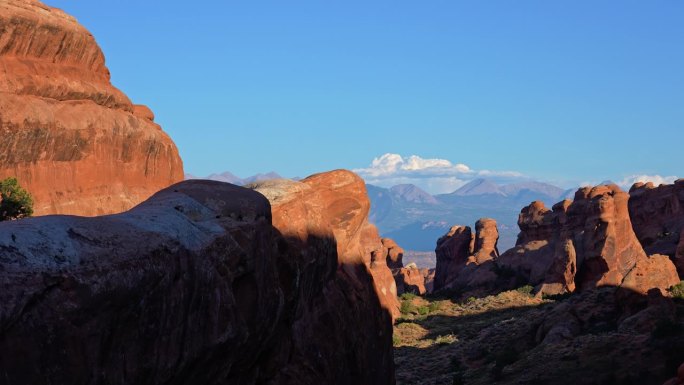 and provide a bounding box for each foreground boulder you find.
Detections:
[0,178,395,384]
[629,180,684,276]
[0,0,183,216]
